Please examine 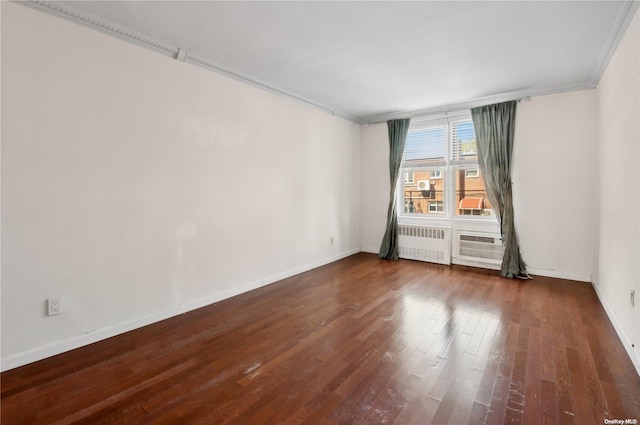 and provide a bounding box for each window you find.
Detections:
[428,201,444,213]
[399,114,494,218]
[404,170,415,183]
